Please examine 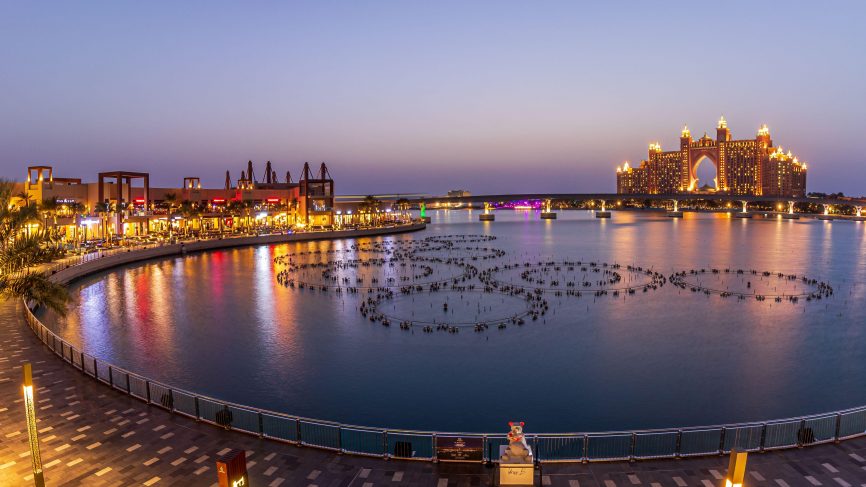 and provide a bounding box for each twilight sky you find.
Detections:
[2,1,865,195]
